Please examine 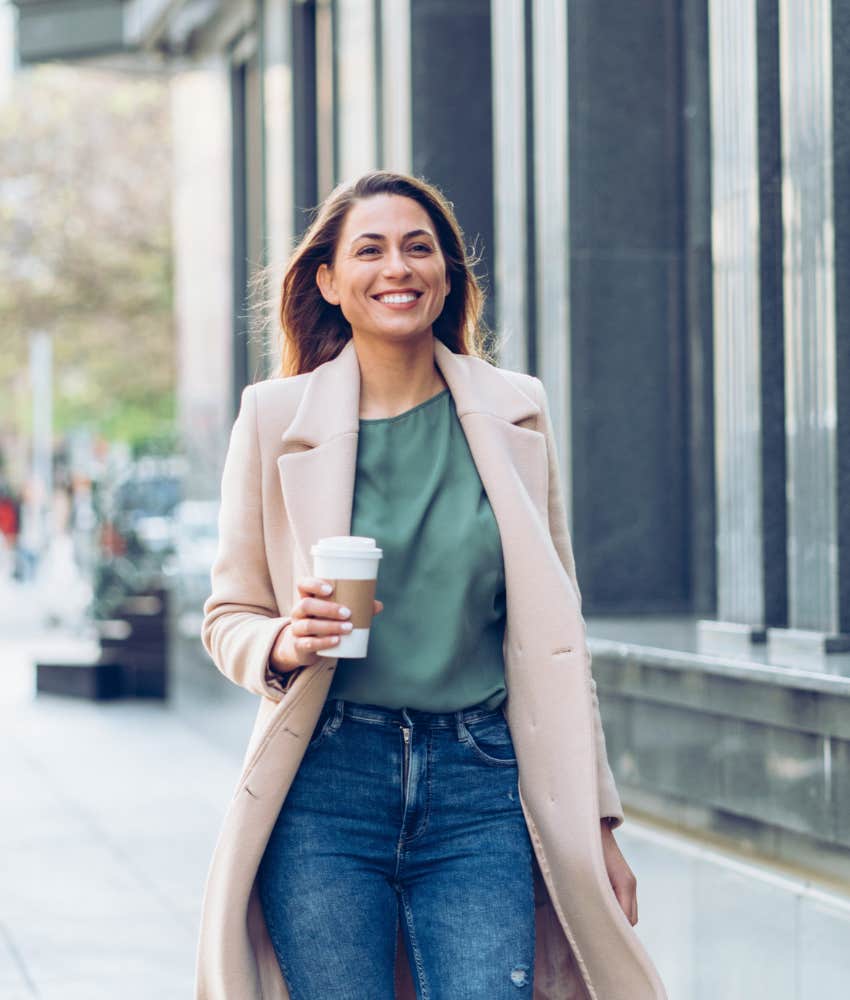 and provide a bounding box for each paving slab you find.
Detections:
[0,609,242,999]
